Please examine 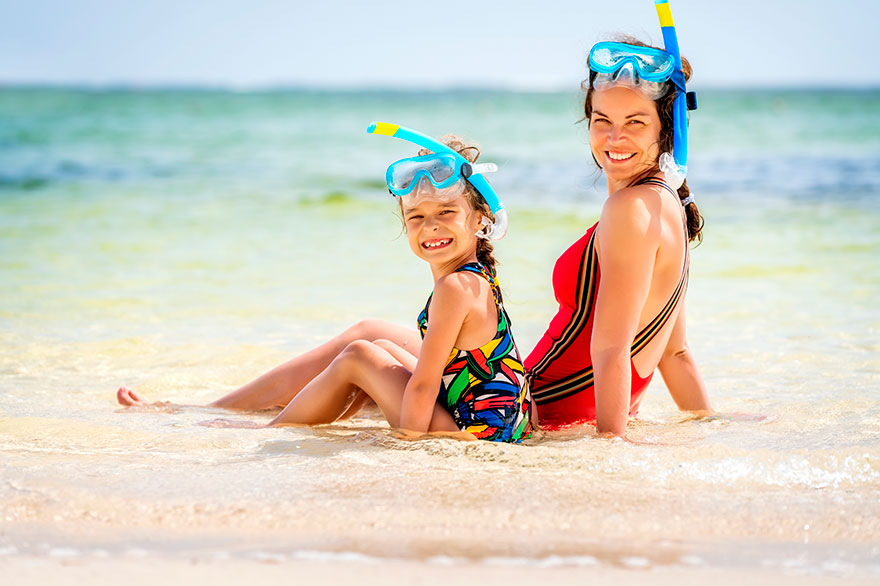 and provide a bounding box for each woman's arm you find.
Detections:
[592,189,660,437]
[657,304,712,413]
[399,273,474,433]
